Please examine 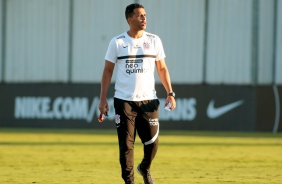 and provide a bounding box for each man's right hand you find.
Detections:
[99,98,109,115]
